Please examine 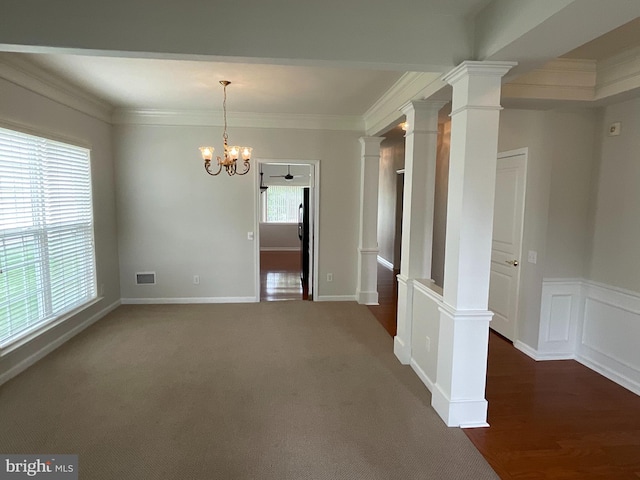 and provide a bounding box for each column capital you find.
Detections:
[359,136,384,150]
[442,60,517,86]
